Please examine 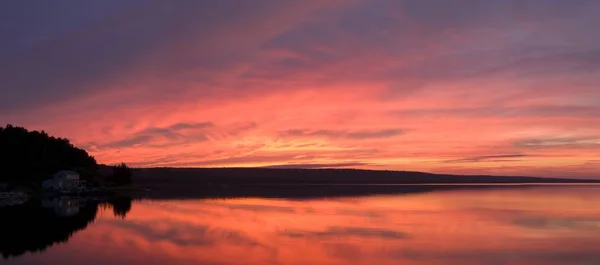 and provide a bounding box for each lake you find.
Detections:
[2,185,600,265]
